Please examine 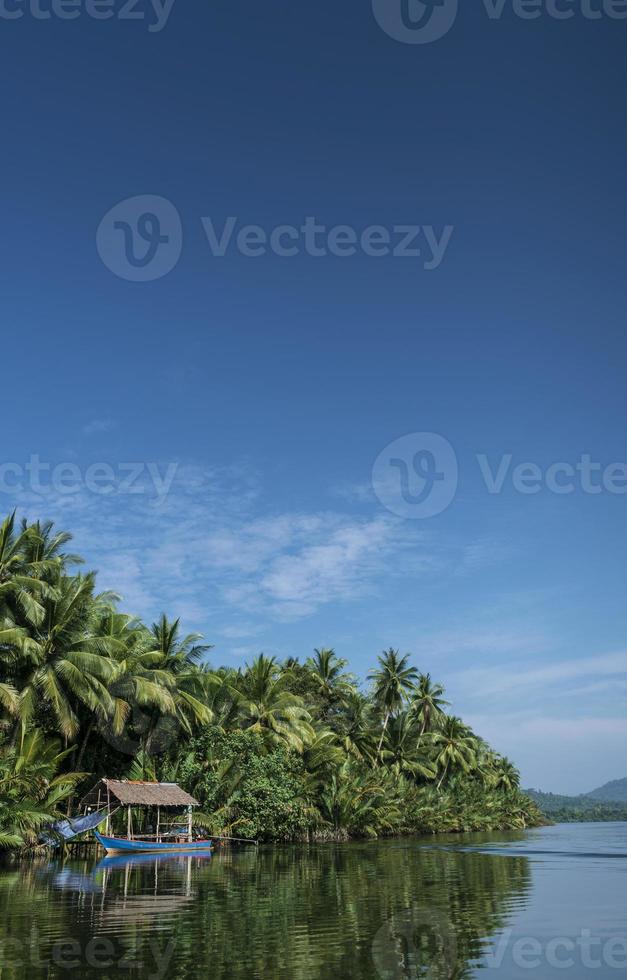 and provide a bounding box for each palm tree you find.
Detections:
[0,676,20,726]
[317,763,402,838]
[237,654,313,752]
[305,649,353,716]
[335,691,377,763]
[428,716,478,789]
[0,513,53,628]
[148,614,212,669]
[410,673,449,745]
[74,608,178,767]
[0,623,27,727]
[200,665,241,729]
[0,729,85,849]
[17,573,117,741]
[368,649,419,760]
[381,710,436,781]
[145,614,215,732]
[18,518,82,577]
[492,756,520,792]
[302,727,344,778]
